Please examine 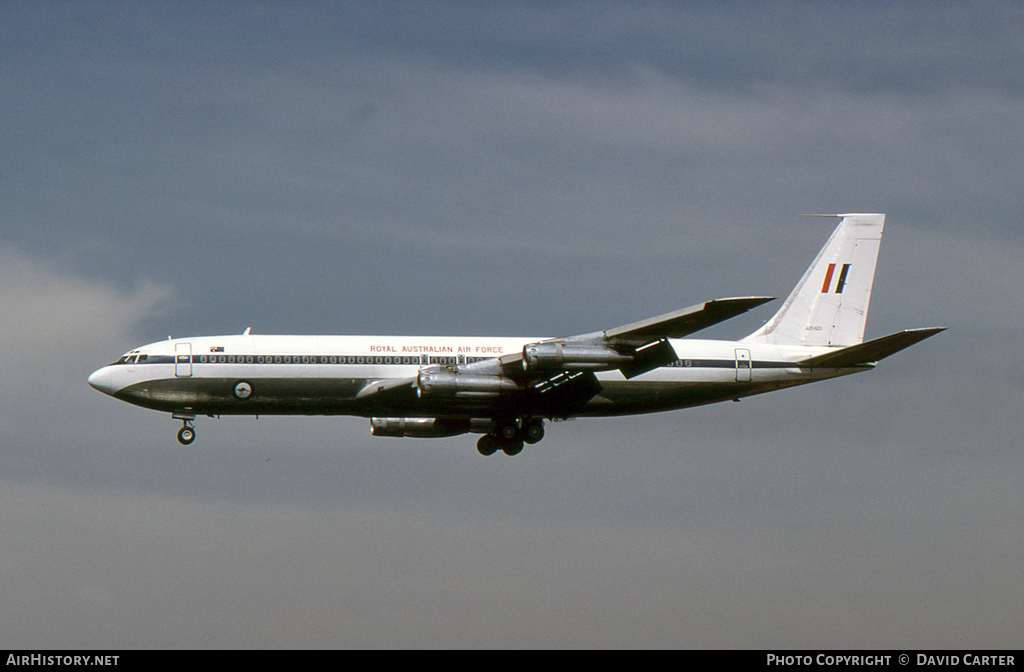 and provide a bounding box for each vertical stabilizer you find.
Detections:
[743,214,885,347]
